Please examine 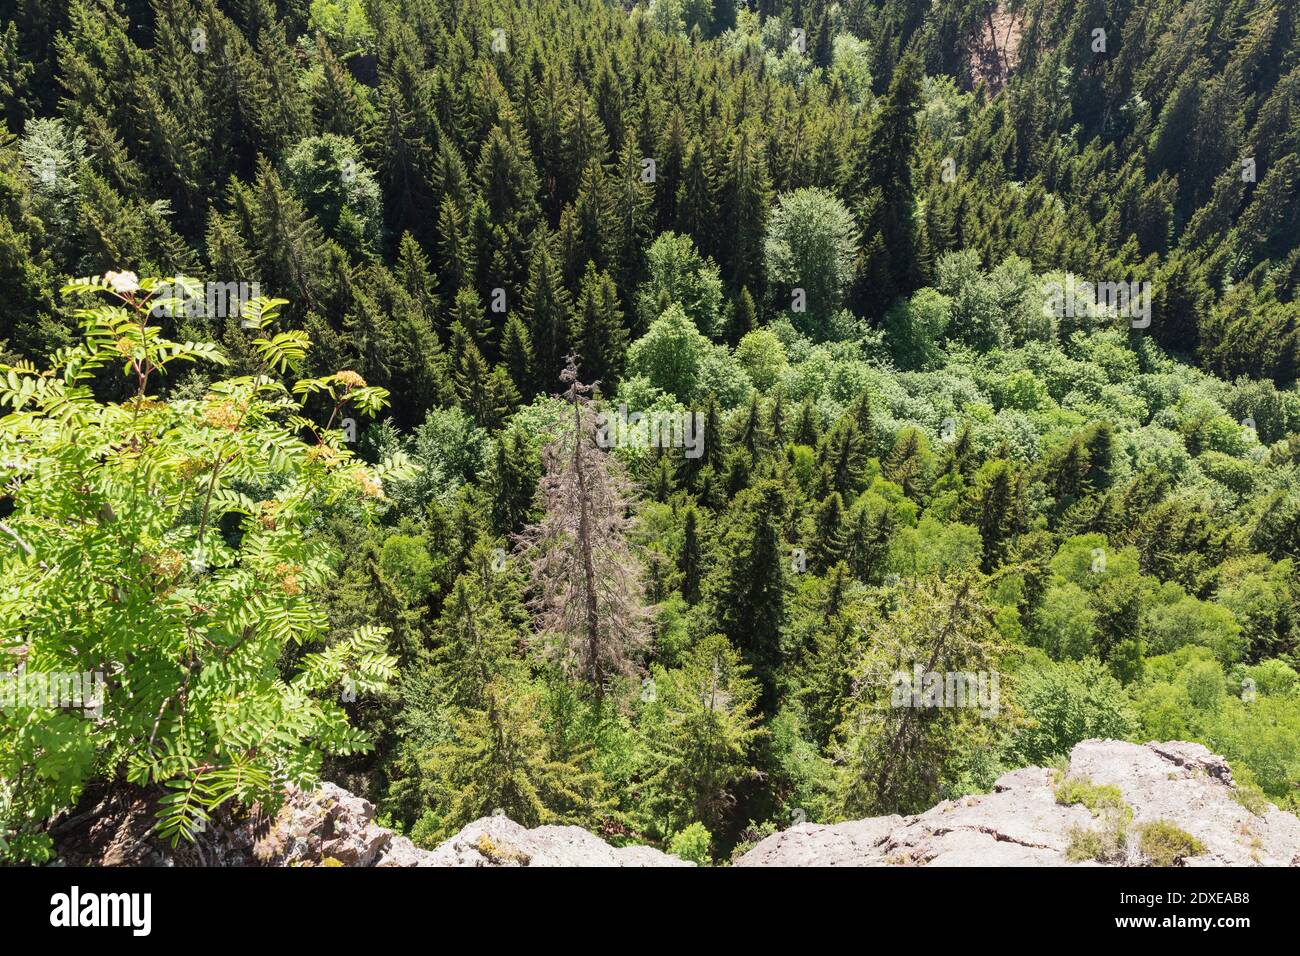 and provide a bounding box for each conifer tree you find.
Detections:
[676,140,718,258]
[641,634,763,834]
[793,395,821,447]
[708,478,790,703]
[679,505,703,604]
[500,312,537,399]
[796,602,863,748]
[608,138,654,296]
[719,128,773,294]
[574,160,613,273]
[818,417,867,498]
[852,48,924,314]
[845,498,894,585]
[522,234,574,390]
[436,194,475,297]
[729,285,758,343]
[425,678,609,837]
[395,231,441,324]
[432,576,520,709]
[571,262,630,389]
[837,576,1003,815]
[515,360,648,699]
[491,428,539,537]
[810,492,848,571]
[960,460,1026,573]
[476,124,541,234]
[884,427,932,500]
[560,90,609,205]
